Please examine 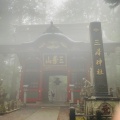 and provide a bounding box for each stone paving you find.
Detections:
[0,104,69,120]
[57,107,69,120]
